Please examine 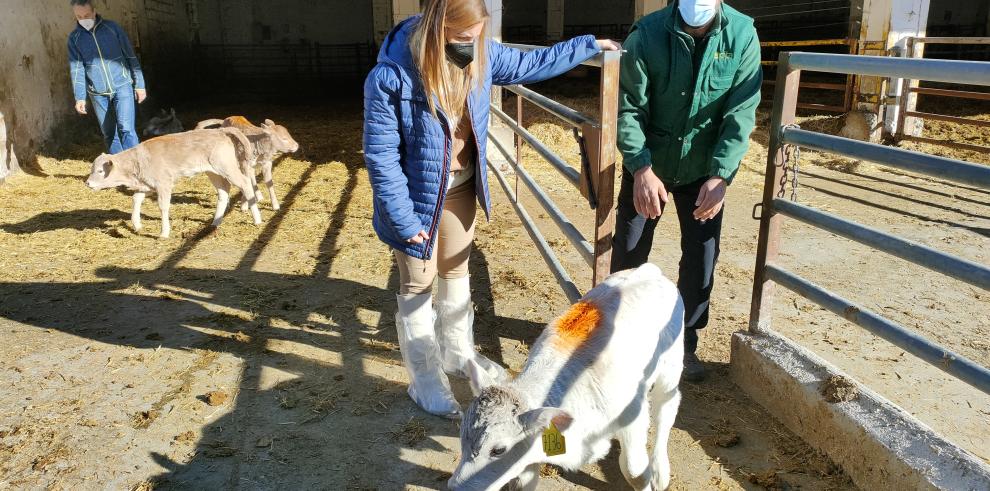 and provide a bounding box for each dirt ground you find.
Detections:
[0,92,985,491]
